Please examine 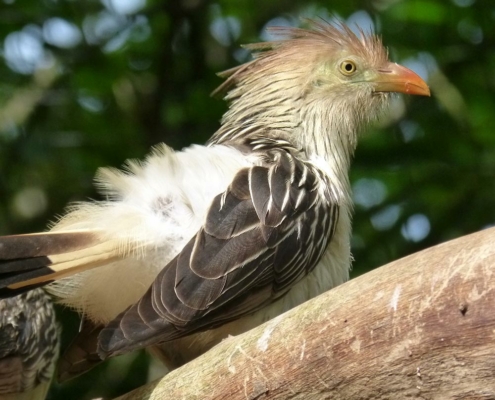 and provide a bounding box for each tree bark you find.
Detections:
[115,228,495,399]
